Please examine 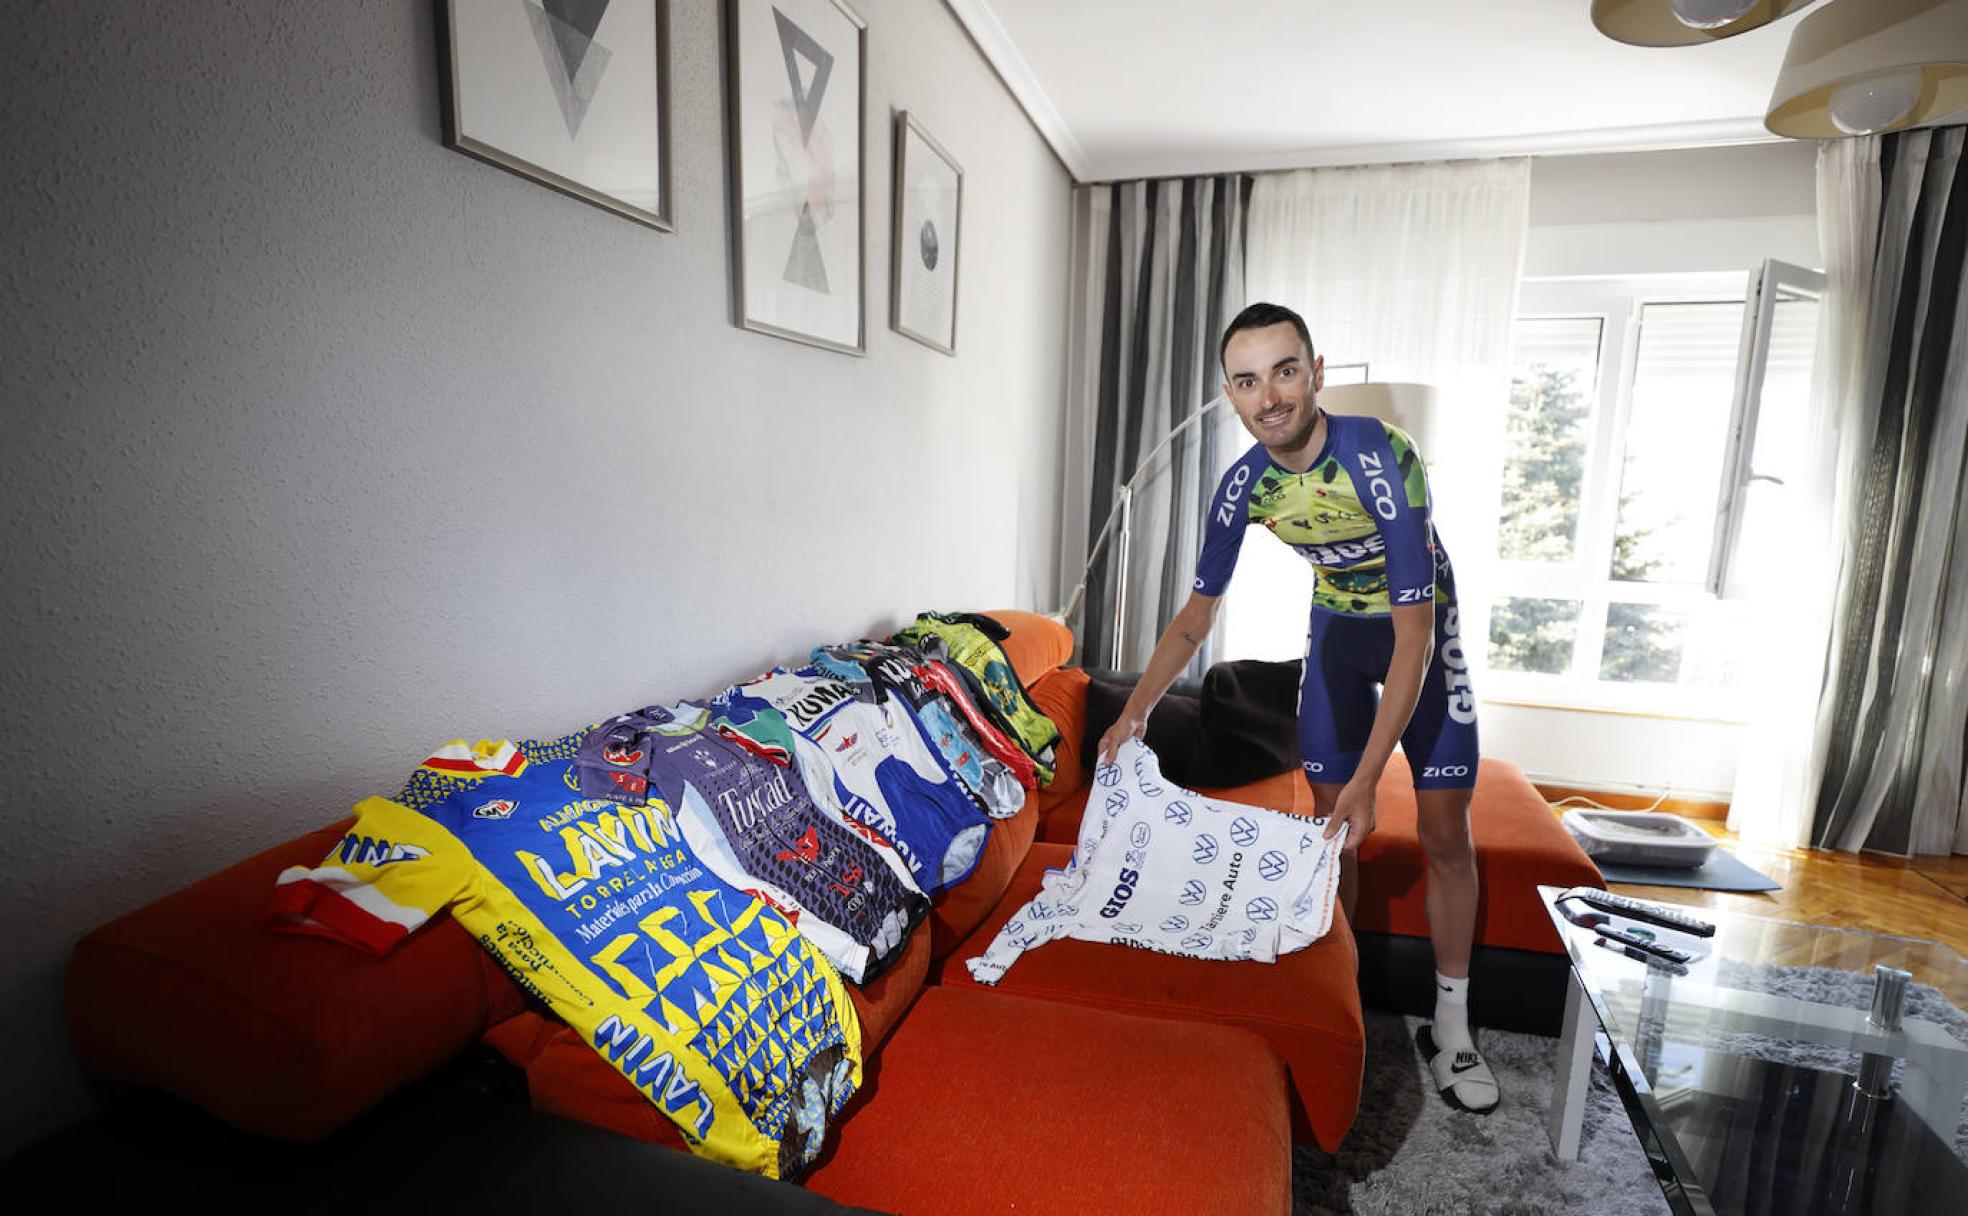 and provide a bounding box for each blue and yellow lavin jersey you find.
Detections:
[1194,414,1452,617]
[270,736,863,1180]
